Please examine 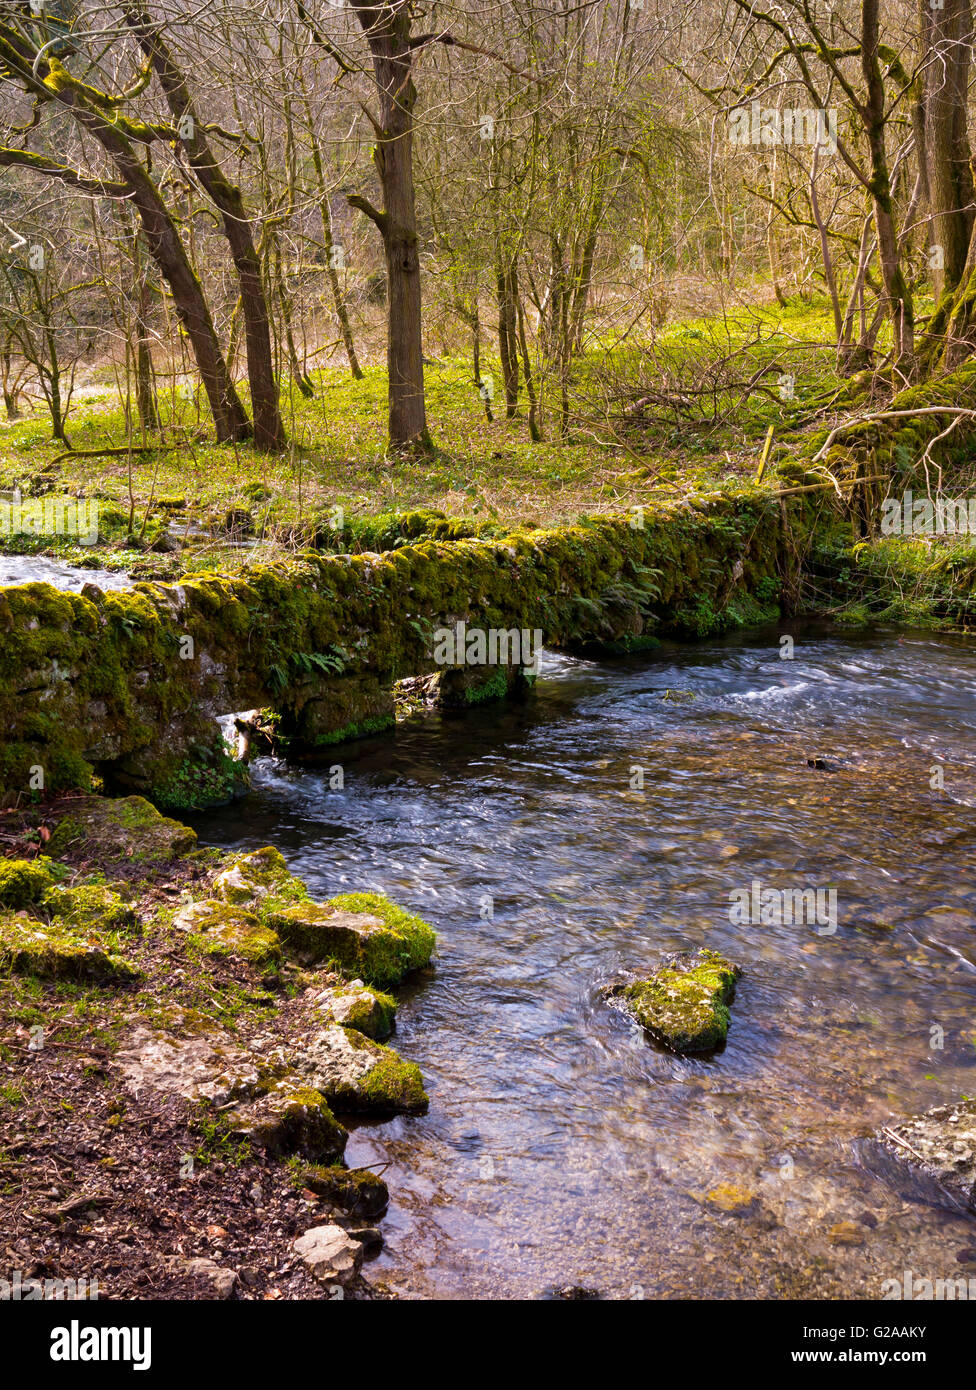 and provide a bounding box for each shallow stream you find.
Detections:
[190,625,976,1299]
